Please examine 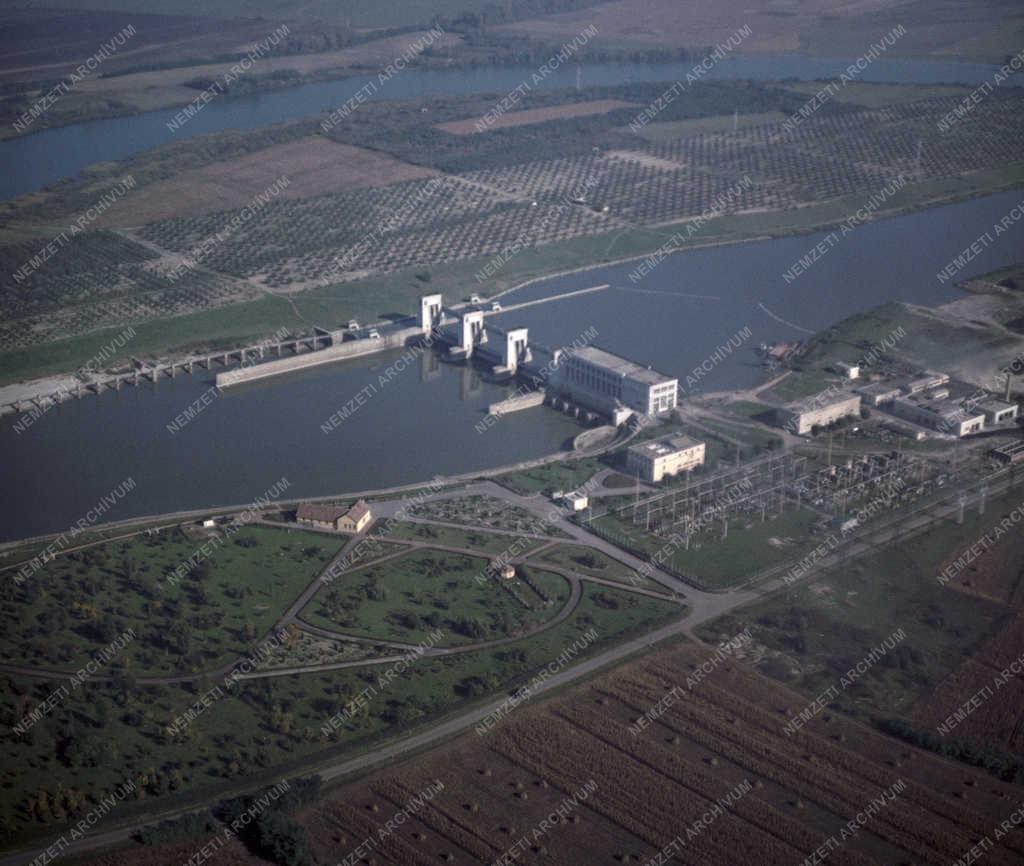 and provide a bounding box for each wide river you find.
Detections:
[2,57,1023,542]
[4,188,1023,542]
